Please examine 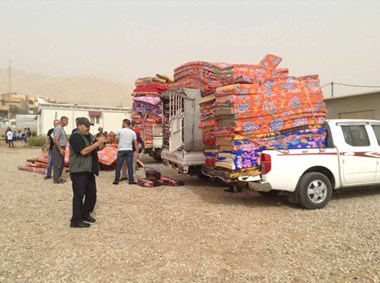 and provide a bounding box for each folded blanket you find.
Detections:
[133,96,162,106]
